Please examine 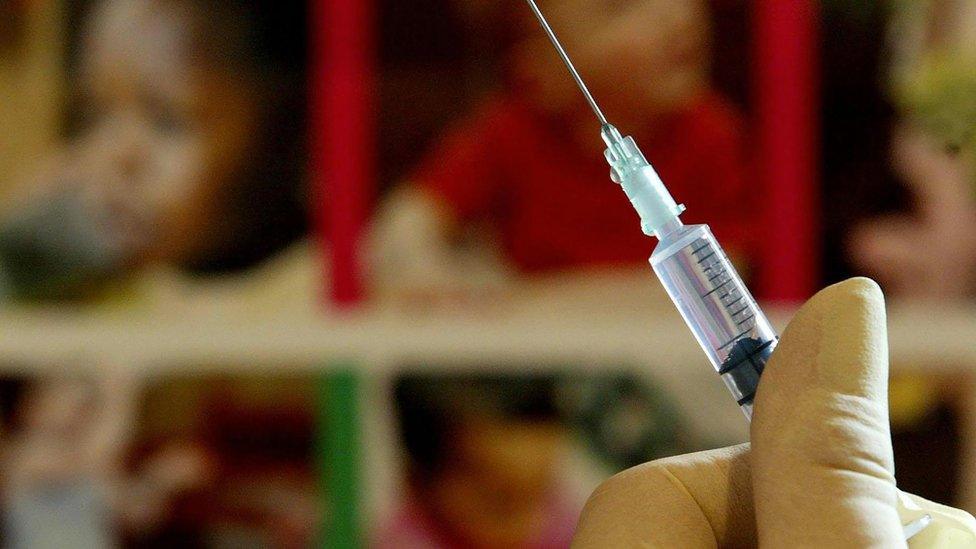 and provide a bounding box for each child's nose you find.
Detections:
[116,149,145,184]
[106,113,150,184]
